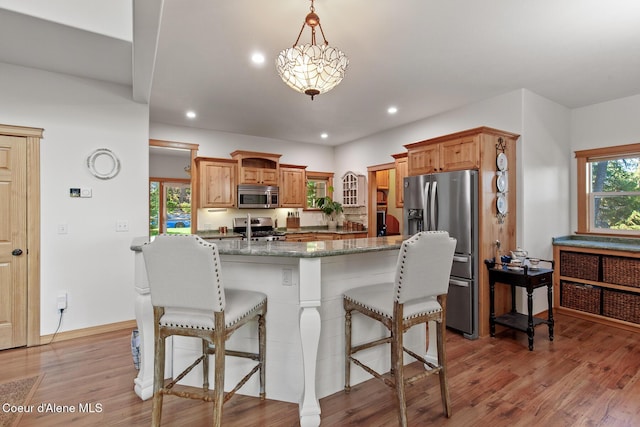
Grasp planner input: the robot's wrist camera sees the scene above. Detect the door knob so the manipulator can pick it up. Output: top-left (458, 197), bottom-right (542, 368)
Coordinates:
top-left (12, 249), bottom-right (23, 256)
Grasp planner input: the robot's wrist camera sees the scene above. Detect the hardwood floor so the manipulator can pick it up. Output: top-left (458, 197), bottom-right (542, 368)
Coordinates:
top-left (1, 313), bottom-right (639, 426)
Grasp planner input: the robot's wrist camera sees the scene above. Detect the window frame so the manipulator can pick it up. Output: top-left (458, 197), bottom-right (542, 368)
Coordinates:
top-left (575, 143), bottom-right (640, 236)
top-left (304, 171), bottom-right (334, 210)
top-left (149, 177), bottom-right (191, 236)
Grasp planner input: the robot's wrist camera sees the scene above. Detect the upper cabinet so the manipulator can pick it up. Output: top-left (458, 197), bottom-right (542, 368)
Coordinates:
top-left (407, 143), bottom-right (440, 175)
top-left (280, 164), bottom-right (307, 208)
top-left (405, 134), bottom-right (479, 175)
top-left (196, 157), bottom-right (237, 208)
top-left (441, 136), bottom-right (479, 171)
top-left (376, 169), bottom-right (389, 189)
top-left (231, 150), bottom-right (281, 185)
top-left (392, 152), bottom-right (408, 208)
top-left (343, 171), bottom-right (366, 207)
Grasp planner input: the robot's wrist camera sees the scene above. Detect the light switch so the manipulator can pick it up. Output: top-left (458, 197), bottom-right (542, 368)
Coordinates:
top-left (80, 188), bottom-right (92, 198)
top-left (58, 224), bottom-right (68, 234)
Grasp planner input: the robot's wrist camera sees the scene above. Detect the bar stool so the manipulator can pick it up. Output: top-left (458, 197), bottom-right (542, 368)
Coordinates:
top-left (142, 234), bottom-right (267, 427)
top-left (343, 231), bottom-right (456, 426)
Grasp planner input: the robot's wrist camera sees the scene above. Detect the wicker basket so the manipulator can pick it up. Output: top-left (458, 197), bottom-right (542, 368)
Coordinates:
top-left (560, 251), bottom-right (600, 281)
top-left (603, 289), bottom-right (640, 324)
top-left (561, 281), bottom-right (601, 314)
top-left (602, 256), bottom-right (640, 288)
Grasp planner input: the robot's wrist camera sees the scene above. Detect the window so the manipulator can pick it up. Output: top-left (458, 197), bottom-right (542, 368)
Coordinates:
top-left (576, 143), bottom-right (640, 235)
top-left (149, 179), bottom-right (191, 236)
top-left (305, 171), bottom-right (333, 209)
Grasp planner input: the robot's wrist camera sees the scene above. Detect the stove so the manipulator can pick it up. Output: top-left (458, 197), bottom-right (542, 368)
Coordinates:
top-left (232, 217), bottom-right (286, 241)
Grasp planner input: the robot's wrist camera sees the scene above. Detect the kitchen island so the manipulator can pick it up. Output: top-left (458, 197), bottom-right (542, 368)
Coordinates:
top-left (131, 235), bottom-right (430, 427)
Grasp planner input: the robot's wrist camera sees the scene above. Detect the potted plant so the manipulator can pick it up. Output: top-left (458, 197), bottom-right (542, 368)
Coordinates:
top-left (316, 194), bottom-right (343, 230)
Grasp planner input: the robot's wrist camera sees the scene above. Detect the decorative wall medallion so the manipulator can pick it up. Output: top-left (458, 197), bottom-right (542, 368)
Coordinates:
top-left (87, 148), bottom-right (121, 180)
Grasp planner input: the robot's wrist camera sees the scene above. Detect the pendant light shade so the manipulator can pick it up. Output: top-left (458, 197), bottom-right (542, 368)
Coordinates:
top-left (276, 0), bottom-right (348, 100)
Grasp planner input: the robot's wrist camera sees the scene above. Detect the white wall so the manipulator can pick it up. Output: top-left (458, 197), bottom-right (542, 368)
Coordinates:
top-left (149, 150), bottom-right (191, 179)
top-left (150, 123), bottom-right (335, 171)
top-left (0, 62), bottom-right (149, 335)
top-left (518, 90), bottom-right (572, 313)
top-left (520, 90), bottom-right (571, 259)
top-left (569, 93), bottom-right (640, 232)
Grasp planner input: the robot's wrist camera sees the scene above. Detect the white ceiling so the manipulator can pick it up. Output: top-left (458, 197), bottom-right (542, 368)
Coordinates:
top-left (2, 0), bottom-right (640, 146)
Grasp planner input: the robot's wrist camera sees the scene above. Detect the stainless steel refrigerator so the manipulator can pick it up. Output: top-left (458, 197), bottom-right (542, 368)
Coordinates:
top-left (403, 170), bottom-right (478, 339)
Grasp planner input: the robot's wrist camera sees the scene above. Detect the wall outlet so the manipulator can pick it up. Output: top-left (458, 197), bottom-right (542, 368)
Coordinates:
top-left (57, 224), bottom-right (68, 234)
top-left (57, 292), bottom-right (67, 310)
top-left (116, 220), bottom-right (129, 232)
top-left (282, 268), bottom-right (293, 286)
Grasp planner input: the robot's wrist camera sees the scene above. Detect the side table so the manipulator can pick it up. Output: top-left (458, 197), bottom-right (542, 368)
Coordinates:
top-left (485, 259), bottom-right (554, 350)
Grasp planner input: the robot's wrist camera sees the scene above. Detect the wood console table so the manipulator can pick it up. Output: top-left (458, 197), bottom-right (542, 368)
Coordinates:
top-left (485, 260), bottom-right (554, 350)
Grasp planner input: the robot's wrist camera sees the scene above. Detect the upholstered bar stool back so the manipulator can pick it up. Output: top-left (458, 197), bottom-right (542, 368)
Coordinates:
top-left (142, 234), bottom-right (267, 427)
top-left (343, 231), bottom-right (456, 427)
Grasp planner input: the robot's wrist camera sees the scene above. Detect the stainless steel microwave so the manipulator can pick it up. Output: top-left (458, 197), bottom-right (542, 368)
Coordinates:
top-left (237, 185), bottom-right (279, 209)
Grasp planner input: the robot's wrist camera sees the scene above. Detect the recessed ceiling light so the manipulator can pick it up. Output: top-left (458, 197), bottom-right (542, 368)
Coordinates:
top-left (251, 52), bottom-right (265, 65)
top-left (321, 133), bottom-right (329, 139)
top-left (387, 106), bottom-right (398, 114)
top-left (186, 111), bottom-right (196, 119)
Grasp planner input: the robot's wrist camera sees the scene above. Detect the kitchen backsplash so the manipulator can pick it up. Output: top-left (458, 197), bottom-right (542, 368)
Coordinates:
top-left (197, 207), bottom-right (367, 231)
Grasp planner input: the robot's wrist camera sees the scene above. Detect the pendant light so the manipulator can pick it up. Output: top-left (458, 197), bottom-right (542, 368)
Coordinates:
top-left (275, 0), bottom-right (349, 100)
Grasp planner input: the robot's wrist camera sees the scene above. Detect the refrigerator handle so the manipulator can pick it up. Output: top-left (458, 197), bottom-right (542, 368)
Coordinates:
top-left (423, 181), bottom-right (430, 231)
top-left (431, 180), bottom-right (438, 230)
top-left (449, 278), bottom-right (469, 287)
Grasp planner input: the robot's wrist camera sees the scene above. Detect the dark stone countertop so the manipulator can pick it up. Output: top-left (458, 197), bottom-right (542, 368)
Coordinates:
top-left (131, 235), bottom-right (404, 258)
top-left (552, 235), bottom-right (640, 252)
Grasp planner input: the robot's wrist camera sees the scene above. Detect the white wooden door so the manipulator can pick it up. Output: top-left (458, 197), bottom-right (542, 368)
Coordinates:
top-left (0, 135), bottom-right (28, 349)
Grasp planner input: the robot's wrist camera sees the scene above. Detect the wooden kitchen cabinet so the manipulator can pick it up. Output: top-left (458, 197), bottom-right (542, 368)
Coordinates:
top-left (376, 169), bottom-right (389, 189)
top-left (284, 232), bottom-right (368, 242)
top-left (314, 233), bottom-right (337, 241)
top-left (441, 136), bottom-right (479, 170)
top-left (242, 167), bottom-right (278, 185)
top-left (334, 232), bottom-right (368, 240)
top-left (406, 134), bottom-right (479, 175)
top-left (392, 152), bottom-right (408, 207)
top-left (407, 143), bottom-right (440, 175)
top-left (231, 150), bottom-right (281, 185)
top-left (280, 164), bottom-right (306, 208)
top-left (342, 171), bottom-right (366, 207)
top-left (285, 233), bottom-right (315, 242)
top-left (196, 157), bottom-right (237, 208)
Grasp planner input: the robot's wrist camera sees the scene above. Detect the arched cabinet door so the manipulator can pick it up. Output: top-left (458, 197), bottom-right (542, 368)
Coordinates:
top-left (342, 171), bottom-right (366, 207)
